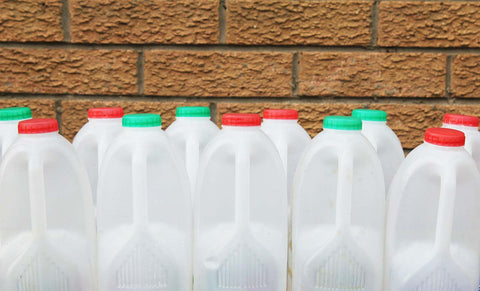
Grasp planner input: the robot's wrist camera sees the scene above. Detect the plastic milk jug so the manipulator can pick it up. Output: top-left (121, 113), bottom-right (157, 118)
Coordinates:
top-left (0, 107), bottom-right (32, 163)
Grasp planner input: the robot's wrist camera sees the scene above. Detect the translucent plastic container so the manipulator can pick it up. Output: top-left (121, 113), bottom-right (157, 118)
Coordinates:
top-left (97, 114), bottom-right (192, 291)
top-left (73, 107), bottom-right (124, 205)
top-left (292, 116), bottom-right (385, 291)
top-left (0, 107), bottom-right (32, 163)
top-left (384, 128), bottom-right (480, 291)
top-left (261, 109), bottom-right (310, 208)
top-left (194, 113), bottom-right (288, 291)
top-left (0, 118), bottom-right (96, 290)
top-left (352, 109), bottom-right (404, 193)
top-left (442, 113), bottom-right (480, 170)
top-left (166, 106), bottom-right (219, 195)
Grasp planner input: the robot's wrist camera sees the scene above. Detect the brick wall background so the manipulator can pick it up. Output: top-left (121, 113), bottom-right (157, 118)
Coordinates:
top-left (1, 0), bottom-right (480, 149)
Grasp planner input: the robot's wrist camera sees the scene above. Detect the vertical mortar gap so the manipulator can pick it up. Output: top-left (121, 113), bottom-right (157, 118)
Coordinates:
top-left (446, 55), bottom-right (453, 101)
top-left (55, 99), bottom-right (63, 134)
top-left (370, 0), bottom-right (380, 47)
top-left (292, 52), bottom-right (300, 97)
top-left (209, 103), bottom-right (218, 125)
top-left (61, 0), bottom-right (71, 42)
top-left (219, 0), bottom-right (227, 44)
top-left (137, 50), bottom-right (145, 96)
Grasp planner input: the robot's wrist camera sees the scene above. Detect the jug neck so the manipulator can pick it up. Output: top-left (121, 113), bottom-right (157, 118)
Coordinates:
top-left (175, 117), bottom-right (212, 122)
top-left (443, 123), bottom-right (479, 132)
top-left (423, 141), bottom-right (465, 152)
top-left (362, 120), bottom-right (387, 126)
top-left (222, 125), bottom-right (261, 132)
top-left (262, 119), bottom-right (298, 126)
top-left (322, 128), bottom-right (362, 135)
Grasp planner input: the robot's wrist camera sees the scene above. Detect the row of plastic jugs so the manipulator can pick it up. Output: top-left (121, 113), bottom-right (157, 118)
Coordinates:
top-left (0, 106), bottom-right (478, 291)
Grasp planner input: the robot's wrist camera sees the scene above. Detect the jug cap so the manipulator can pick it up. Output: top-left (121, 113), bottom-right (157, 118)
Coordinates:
top-left (424, 128), bottom-right (465, 147)
top-left (123, 114), bottom-right (162, 127)
top-left (88, 107), bottom-right (124, 119)
top-left (263, 109), bottom-right (298, 120)
top-left (323, 116), bottom-right (362, 131)
top-left (0, 107), bottom-right (32, 121)
top-left (18, 118), bottom-right (58, 134)
top-left (222, 113), bottom-right (261, 126)
top-left (176, 106), bottom-right (210, 118)
top-left (443, 113), bottom-right (479, 127)
top-left (352, 109), bottom-right (387, 122)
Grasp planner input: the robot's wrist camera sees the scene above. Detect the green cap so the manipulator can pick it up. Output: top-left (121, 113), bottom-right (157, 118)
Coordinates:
top-left (352, 109), bottom-right (387, 122)
top-left (122, 114), bottom-right (161, 127)
top-left (323, 116), bottom-right (362, 131)
top-left (176, 106), bottom-right (210, 118)
top-left (0, 107), bottom-right (32, 121)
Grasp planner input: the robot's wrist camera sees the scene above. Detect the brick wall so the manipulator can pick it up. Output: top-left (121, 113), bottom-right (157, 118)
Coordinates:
top-left (1, 0), bottom-right (480, 149)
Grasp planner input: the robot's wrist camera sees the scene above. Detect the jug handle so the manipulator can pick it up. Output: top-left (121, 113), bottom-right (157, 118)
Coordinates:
top-left (235, 142), bottom-right (251, 232)
top-left (132, 147), bottom-right (149, 229)
top-left (433, 167), bottom-right (456, 255)
top-left (185, 136), bottom-right (200, 195)
top-left (28, 157), bottom-right (48, 240)
top-left (335, 146), bottom-right (354, 232)
top-left (96, 138), bottom-right (108, 178)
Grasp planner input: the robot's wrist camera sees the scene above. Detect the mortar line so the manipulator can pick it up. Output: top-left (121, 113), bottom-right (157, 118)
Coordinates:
top-left (3, 42), bottom-right (480, 54)
top-left (370, 0), bottom-right (380, 47)
top-left (218, 0), bottom-right (227, 44)
top-left (292, 52), bottom-right (300, 97)
top-left (0, 93), bottom-right (466, 104)
top-left (54, 98), bottom-right (63, 132)
top-left (61, 0), bottom-right (71, 42)
top-left (137, 50), bottom-right (145, 96)
top-left (445, 55), bottom-right (453, 102)
top-left (209, 102), bottom-right (218, 124)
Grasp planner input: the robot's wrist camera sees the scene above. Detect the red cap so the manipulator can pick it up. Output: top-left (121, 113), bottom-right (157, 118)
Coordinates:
top-left (443, 113), bottom-right (479, 127)
top-left (88, 107), bottom-right (124, 119)
top-left (263, 109), bottom-right (298, 120)
top-left (222, 113), bottom-right (261, 126)
top-left (424, 128), bottom-right (465, 147)
top-left (19, 118), bottom-right (59, 134)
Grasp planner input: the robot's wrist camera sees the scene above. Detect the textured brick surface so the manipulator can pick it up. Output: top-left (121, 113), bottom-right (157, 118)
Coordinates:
top-left (227, 0), bottom-right (371, 46)
top-left (298, 53), bottom-right (446, 97)
top-left (379, 2), bottom-right (480, 48)
top-left (60, 99), bottom-right (211, 141)
top-left (0, 98), bottom-right (56, 119)
top-left (145, 51), bottom-right (292, 97)
top-left (452, 55), bottom-right (480, 98)
top-left (0, 49), bottom-right (138, 95)
top-left (0, 0), bottom-right (63, 42)
top-left (217, 102), bottom-right (480, 149)
top-left (70, 0), bottom-right (218, 44)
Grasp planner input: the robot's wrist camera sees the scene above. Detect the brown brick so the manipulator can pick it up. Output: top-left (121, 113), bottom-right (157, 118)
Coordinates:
top-left (60, 100), bottom-right (211, 141)
top-left (0, 49), bottom-right (137, 95)
top-left (217, 102), bottom-right (480, 149)
top-left (0, 0), bottom-right (63, 42)
top-left (227, 0), bottom-right (372, 46)
top-left (145, 51), bottom-right (293, 97)
top-left (379, 2), bottom-right (480, 48)
top-left (452, 55), bottom-right (480, 98)
top-left (298, 53), bottom-right (446, 98)
top-left (70, 0), bottom-right (218, 44)
top-left (0, 98), bottom-right (56, 119)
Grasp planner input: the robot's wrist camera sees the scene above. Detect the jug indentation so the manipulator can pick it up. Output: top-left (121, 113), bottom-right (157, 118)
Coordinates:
top-left (115, 241), bottom-right (168, 289)
top-left (313, 245), bottom-right (366, 290)
top-left (216, 243), bottom-right (268, 289)
top-left (16, 252), bottom-right (70, 291)
top-left (413, 267), bottom-right (460, 291)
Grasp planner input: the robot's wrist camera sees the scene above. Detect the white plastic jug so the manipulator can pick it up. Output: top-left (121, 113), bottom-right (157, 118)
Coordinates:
top-left (442, 113), bottom-right (480, 170)
top-left (352, 109), bottom-right (404, 194)
top-left (0, 107), bottom-right (32, 163)
top-left (194, 113), bottom-right (288, 291)
top-left (384, 128), bottom-right (480, 291)
top-left (166, 106), bottom-right (219, 196)
top-left (97, 114), bottom-right (192, 291)
top-left (261, 109), bottom-right (310, 208)
top-left (292, 116), bottom-right (385, 291)
top-left (73, 107), bottom-right (124, 206)
top-left (0, 118), bottom-right (96, 290)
